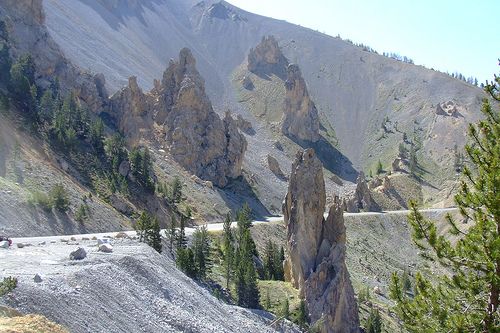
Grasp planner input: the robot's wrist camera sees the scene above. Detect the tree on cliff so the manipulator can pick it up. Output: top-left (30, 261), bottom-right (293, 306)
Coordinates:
top-left (390, 69), bottom-right (500, 332)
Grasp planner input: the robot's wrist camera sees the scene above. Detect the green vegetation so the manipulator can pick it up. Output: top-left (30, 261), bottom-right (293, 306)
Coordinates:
top-left (376, 160), bottom-right (384, 175)
top-left (365, 308), bottom-right (383, 333)
top-left (29, 184), bottom-right (70, 213)
top-left (390, 77), bottom-right (500, 332)
top-left (0, 277), bottom-right (17, 297)
top-left (75, 203), bottom-right (90, 223)
top-left (135, 211), bottom-right (162, 253)
top-left (129, 146), bottom-right (154, 192)
top-left (262, 239), bottom-right (285, 281)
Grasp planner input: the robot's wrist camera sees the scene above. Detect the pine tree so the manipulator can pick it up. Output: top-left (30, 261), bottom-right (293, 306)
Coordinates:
top-left (170, 176), bottom-right (183, 204)
top-left (49, 184), bottom-right (70, 212)
top-left (147, 217), bottom-right (162, 253)
top-left (389, 75), bottom-right (500, 332)
top-left (192, 225), bottom-right (211, 279)
top-left (281, 297), bottom-right (290, 319)
top-left (365, 307), bottom-right (382, 333)
top-left (297, 299), bottom-right (309, 327)
top-left (222, 213), bottom-right (234, 289)
top-left (135, 211), bottom-right (152, 243)
top-left (177, 215), bottom-right (187, 250)
top-left (409, 142), bottom-right (417, 177)
top-left (167, 215), bottom-right (177, 254)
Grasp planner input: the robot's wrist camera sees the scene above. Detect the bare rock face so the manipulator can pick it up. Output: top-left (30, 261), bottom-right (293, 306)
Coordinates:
top-left (283, 149), bottom-right (359, 332)
top-left (436, 100), bottom-right (463, 117)
top-left (109, 76), bottom-right (152, 142)
top-left (236, 114), bottom-right (254, 135)
top-left (247, 35), bottom-right (288, 76)
top-left (283, 149), bottom-right (326, 292)
top-left (345, 172), bottom-right (379, 212)
top-left (281, 64), bottom-right (320, 142)
top-left (267, 154), bottom-right (287, 180)
top-left (155, 48), bottom-right (247, 187)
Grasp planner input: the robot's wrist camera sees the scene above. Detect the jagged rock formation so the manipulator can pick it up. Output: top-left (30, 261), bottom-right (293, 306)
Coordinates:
top-left (345, 172), bottom-right (379, 212)
top-left (281, 64), bottom-right (320, 142)
top-left (109, 76), bottom-right (152, 142)
top-left (247, 35), bottom-right (288, 77)
top-left (283, 149), bottom-right (326, 292)
top-left (283, 149), bottom-right (359, 332)
top-left (267, 154), bottom-right (286, 180)
top-left (109, 48), bottom-right (247, 187)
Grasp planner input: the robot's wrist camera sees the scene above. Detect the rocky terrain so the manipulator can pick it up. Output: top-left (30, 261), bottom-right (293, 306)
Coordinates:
top-left (0, 237), bottom-right (299, 333)
top-left (283, 149), bottom-right (359, 332)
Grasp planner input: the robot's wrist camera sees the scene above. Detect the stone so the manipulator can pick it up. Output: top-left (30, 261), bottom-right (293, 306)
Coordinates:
top-left (392, 157), bottom-right (409, 173)
top-left (69, 247), bottom-right (87, 260)
top-left (436, 100), bottom-right (462, 117)
top-left (267, 154), bottom-right (287, 180)
top-left (16, 243), bottom-right (25, 248)
top-left (247, 36), bottom-right (288, 77)
top-left (34, 274), bottom-right (42, 283)
top-left (236, 114), bottom-right (254, 135)
top-left (118, 160), bottom-right (130, 177)
top-left (115, 232), bottom-right (129, 239)
top-left (242, 76), bottom-right (254, 90)
top-left (345, 172), bottom-right (379, 213)
top-left (283, 149), bottom-right (359, 332)
top-left (97, 238), bottom-right (110, 245)
top-left (98, 243), bottom-right (113, 253)
top-left (0, 241), bottom-right (9, 249)
top-left (281, 64), bottom-right (320, 142)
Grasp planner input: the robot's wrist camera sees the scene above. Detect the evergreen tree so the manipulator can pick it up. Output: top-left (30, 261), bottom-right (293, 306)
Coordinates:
top-left (135, 211), bottom-right (152, 243)
top-left (147, 217), bottom-right (162, 253)
top-left (104, 133), bottom-right (127, 172)
top-left (170, 176), bottom-right (183, 204)
top-left (389, 77), bottom-right (500, 332)
top-left (297, 299), bottom-right (309, 327)
top-left (89, 118), bottom-right (104, 151)
top-left (39, 90), bottom-right (55, 124)
top-left (398, 142), bottom-right (408, 159)
top-left (176, 247), bottom-right (196, 278)
top-left (167, 215), bottom-right (177, 253)
top-left (235, 227), bottom-right (260, 308)
top-left (192, 225), bottom-right (211, 279)
top-left (177, 215), bottom-right (187, 250)
top-left (365, 308), bottom-right (382, 333)
top-left (281, 297), bottom-right (290, 319)
top-left (49, 184), bottom-right (70, 212)
top-left (222, 213), bottom-right (234, 289)
top-left (409, 142), bottom-right (418, 177)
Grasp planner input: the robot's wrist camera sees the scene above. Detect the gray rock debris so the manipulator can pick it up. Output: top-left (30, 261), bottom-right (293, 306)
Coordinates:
top-left (69, 247), bottom-right (87, 260)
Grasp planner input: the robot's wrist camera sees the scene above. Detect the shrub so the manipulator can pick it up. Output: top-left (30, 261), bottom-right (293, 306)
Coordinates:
top-left (30, 190), bottom-right (53, 211)
top-left (49, 184), bottom-right (70, 212)
top-left (0, 276), bottom-right (17, 296)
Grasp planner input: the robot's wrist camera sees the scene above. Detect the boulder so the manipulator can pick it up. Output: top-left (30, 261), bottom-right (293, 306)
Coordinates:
top-left (392, 157), bottom-right (409, 173)
top-left (69, 247), bottom-right (87, 260)
top-left (98, 243), bottom-right (113, 253)
top-left (97, 238), bottom-right (110, 245)
top-left (16, 243), bottom-right (25, 249)
top-left (0, 241), bottom-right (9, 249)
top-left (267, 154), bottom-right (287, 180)
top-left (281, 64), bottom-right (320, 142)
top-left (242, 76), bottom-right (254, 90)
top-left (283, 149), bottom-right (360, 332)
top-left (115, 232), bottom-right (129, 239)
top-left (33, 274), bottom-right (42, 283)
top-left (118, 160), bottom-right (130, 177)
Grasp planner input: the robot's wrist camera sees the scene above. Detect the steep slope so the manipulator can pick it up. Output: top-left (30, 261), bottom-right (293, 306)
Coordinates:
top-left (43, 0), bottom-right (485, 209)
top-left (1, 239), bottom-right (299, 333)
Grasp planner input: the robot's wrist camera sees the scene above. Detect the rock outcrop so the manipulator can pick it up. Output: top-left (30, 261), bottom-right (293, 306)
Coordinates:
top-left (247, 35), bottom-right (288, 77)
top-left (283, 149), bottom-right (359, 333)
top-left (436, 100), bottom-right (463, 117)
top-left (281, 64), bottom-right (320, 142)
top-left (345, 172), bottom-right (379, 213)
top-left (110, 48), bottom-right (247, 188)
top-left (267, 154), bottom-right (287, 180)
top-left (158, 49), bottom-right (247, 187)
top-left (109, 76), bottom-right (152, 142)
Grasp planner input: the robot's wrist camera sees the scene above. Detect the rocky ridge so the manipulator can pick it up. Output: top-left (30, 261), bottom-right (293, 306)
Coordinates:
top-left (283, 149), bottom-right (359, 332)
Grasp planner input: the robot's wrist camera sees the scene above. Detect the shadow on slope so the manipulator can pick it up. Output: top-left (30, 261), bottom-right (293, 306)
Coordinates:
top-left (290, 135), bottom-right (358, 183)
top-left (216, 175), bottom-right (270, 220)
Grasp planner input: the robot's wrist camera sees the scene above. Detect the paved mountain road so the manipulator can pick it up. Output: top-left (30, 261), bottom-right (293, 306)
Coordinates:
top-left (8, 208), bottom-right (458, 245)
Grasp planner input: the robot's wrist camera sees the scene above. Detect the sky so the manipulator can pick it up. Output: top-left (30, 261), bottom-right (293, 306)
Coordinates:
top-left (228, 0), bottom-right (499, 83)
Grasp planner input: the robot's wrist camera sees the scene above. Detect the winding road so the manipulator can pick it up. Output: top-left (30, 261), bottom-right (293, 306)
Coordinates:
top-left (8, 207), bottom-right (458, 245)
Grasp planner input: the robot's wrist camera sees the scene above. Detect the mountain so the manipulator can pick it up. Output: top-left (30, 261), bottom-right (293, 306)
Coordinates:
top-left (42, 0), bottom-right (485, 211)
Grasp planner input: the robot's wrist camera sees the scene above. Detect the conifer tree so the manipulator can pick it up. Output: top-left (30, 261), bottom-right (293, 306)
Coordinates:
top-left (147, 217), bottom-right (162, 253)
top-left (167, 215), bottom-right (177, 253)
top-left (222, 213), bottom-right (234, 289)
top-left (297, 299), bottom-right (309, 328)
top-left (281, 297), bottom-right (290, 319)
top-left (365, 308), bottom-right (382, 333)
top-left (389, 71), bottom-right (500, 332)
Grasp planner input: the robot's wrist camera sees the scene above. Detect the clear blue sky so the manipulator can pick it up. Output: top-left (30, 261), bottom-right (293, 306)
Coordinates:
top-left (228, 0), bottom-right (499, 83)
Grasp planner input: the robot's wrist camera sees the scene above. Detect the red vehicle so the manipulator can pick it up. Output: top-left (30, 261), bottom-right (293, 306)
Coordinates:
top-left (0, 235), bottom-right (12, 246)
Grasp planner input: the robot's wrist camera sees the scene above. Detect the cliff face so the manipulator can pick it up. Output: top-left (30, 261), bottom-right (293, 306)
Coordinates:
top-left (283, 149), bottom-right (359, 333)
top-left (281, 64), bottom-right (320, 143)
top-left (110, 48), bottom-right (247, 188)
